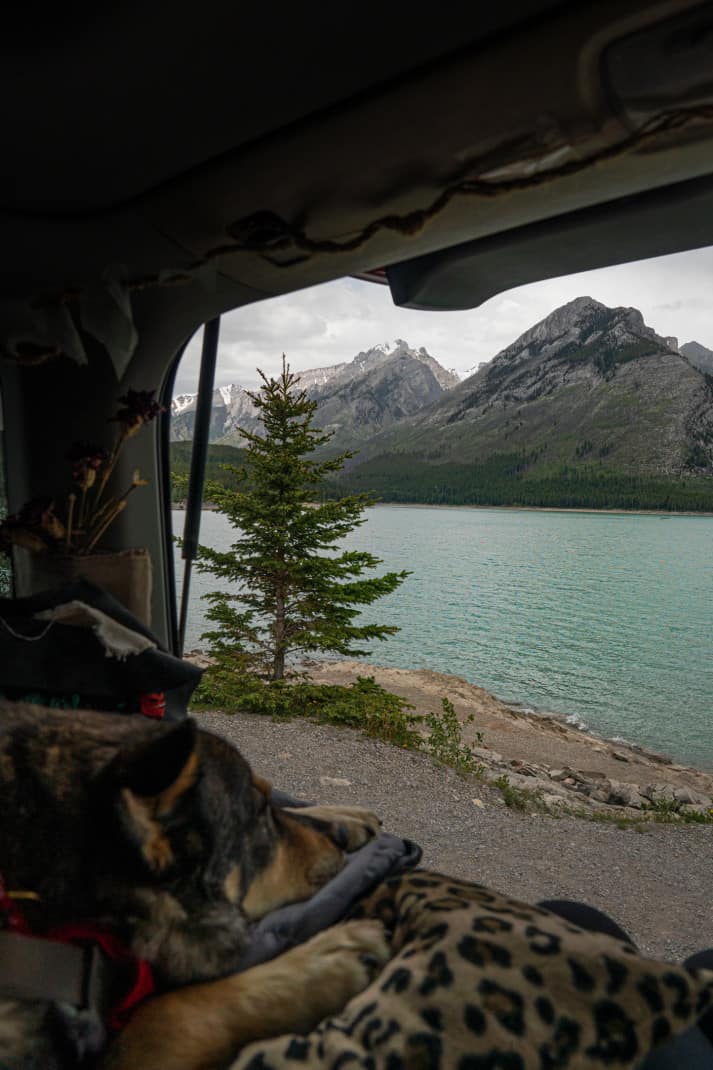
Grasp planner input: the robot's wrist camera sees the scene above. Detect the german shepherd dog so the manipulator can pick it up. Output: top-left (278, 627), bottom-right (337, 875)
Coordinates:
top-left (0, 703), bottom-right (390, 1070)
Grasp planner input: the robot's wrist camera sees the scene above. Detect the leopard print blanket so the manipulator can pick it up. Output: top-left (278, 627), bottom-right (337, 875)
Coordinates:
top-left (229, 870), bottom-right (713, 1070)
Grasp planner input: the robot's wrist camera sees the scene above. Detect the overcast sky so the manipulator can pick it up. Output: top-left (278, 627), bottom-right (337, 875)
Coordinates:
top-left (174, 245), bottom-right (713, 396)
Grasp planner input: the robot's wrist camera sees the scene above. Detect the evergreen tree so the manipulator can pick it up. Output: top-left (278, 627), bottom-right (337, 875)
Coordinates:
top-left (194, 358), bottom-right (409, 680)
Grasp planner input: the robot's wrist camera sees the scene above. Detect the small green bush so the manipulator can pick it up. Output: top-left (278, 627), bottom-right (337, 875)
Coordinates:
top-left (424, 697), bottom-right (482, 775)
top-left (641, 794), bottom-right (682, 822)
top-left (193, 658), bottom-right (422, 749)
top-left (493, 774), bottom-right (531, 811)
top-left (311, 676), bottom-right (423, 749)
top-left (641, 793), bottom-right (713, 825)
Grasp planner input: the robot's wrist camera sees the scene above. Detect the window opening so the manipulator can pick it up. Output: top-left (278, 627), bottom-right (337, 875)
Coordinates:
top-left (0, 392), bottom-right (10, 596)
top-left (176, 318), bottom-right (221, 656)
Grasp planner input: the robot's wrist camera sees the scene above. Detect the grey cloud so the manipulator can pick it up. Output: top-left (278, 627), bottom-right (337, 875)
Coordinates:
top-left (653, 297), bottom-right (711, 313)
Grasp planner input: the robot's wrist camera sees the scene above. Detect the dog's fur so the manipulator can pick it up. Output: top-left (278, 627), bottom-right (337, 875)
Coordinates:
top-left (0, 703), bottom-right (389, 1069)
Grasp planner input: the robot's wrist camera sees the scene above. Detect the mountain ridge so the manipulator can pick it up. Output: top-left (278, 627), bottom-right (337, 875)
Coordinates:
top-left (171, 340), bottom-right (459, 445)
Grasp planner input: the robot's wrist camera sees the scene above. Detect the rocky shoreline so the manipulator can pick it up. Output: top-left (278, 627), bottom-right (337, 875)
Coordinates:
top-left (303, 660), bottom-right (713, 818)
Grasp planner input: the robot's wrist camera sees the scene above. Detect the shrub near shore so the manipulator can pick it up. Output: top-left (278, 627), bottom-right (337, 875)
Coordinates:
top-left (193, 659), bottom-right (478, 769)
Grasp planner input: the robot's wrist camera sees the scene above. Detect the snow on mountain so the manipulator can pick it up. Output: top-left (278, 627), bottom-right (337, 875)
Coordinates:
top-left (172, 393), bottom-right (197, 415)
top-left (171, 340), bottom-right (459, 443)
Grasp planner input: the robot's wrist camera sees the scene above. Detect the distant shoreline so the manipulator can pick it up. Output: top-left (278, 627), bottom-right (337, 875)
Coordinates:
top-left (366, 502), bottom-right (713, 518)
top-left (172, 501), bottom-right (713, 518)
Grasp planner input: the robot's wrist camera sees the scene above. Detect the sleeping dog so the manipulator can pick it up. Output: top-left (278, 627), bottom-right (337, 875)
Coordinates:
top-left (0, 703), bottom-right (390, 1069)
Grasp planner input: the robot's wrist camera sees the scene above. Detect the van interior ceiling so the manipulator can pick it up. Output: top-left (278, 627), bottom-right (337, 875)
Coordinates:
top-left (1, 0), bottom-right (713, 647)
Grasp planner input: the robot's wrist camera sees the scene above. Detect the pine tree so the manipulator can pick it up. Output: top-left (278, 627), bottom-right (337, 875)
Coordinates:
top-left (194, 358), bottom-right (409, 680)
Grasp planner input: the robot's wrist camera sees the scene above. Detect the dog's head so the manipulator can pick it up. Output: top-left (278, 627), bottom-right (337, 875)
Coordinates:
top-left (0, 705), bottom-right (347, 987)
top-left (85, 717), bottom-right (346, 984)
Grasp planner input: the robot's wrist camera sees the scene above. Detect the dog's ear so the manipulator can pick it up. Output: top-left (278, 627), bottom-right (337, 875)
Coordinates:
top-left (119, 719), bottom-right (200, 806)
top-left (113, 720), bottom-right (201, 873)
top-left (252, 774), bottom-right (272, 799)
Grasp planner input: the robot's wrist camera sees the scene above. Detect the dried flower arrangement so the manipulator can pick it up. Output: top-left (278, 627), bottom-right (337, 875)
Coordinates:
top-left (0, 389), bottom-right (164, 557)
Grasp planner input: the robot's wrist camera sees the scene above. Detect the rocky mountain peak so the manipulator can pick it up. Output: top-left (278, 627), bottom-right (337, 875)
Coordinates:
top-left (544, 294), bottom-right (606, 324)
top-left (488, 296), bottom-right (673, 376)
top-left (302, 340), bottom-right (459, 394)
top-left (172, 392), bottom-right (197, 415)
top-left (411, 297), bottom-right (693, 440)
top-left (681, 340), bottom-right (713, 374)
top-left (171, 340), bottom-right (459, 444)
top-left (355, 338), bottom-right (416, 366)
top-left (511, 296), bottom-right (604, 349)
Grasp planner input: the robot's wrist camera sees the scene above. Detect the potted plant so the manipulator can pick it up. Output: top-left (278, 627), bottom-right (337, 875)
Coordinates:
top-left (0, 389), bottom-right (163, 624)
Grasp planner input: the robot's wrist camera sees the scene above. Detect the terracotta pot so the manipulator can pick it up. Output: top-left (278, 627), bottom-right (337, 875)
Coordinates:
top-left (12, 547), bottom-right (153, 626)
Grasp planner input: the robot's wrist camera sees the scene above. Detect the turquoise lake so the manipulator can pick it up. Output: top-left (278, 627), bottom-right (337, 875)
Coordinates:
top-left (174, 507), bottom-right (713, 769)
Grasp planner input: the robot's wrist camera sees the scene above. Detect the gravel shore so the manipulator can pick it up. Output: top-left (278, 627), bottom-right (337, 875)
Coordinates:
top-left (196, 706), bottom-right (713, 964)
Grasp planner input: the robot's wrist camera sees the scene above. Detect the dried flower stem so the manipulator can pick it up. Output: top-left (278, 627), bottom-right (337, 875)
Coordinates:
top-left (82, 499), bottom-right (116, 552)
top-left (65, 494), bottom-right (76, 551)
top-left (83, 498), bottom-right (127, 555)
top-left (78, 487), bottom-right (87, 532)
top-left (93, 428), bottom-right (127, 514)
top-left (83, 476), bottom-right (144, 554)
top-left (88, 495), bottom-right (117, 529)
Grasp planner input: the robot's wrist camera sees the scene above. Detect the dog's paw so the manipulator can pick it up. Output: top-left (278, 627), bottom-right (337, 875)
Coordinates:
top-left (294, 920), bottom-right (390, 1017)
top-left (330, 807), bottom-right (382, 851)
top-left (290, 804), bottom-right (382, 851)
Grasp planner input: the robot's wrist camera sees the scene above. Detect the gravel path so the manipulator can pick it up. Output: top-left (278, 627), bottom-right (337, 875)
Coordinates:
top-left (196, 709), bottom-right (713, 964)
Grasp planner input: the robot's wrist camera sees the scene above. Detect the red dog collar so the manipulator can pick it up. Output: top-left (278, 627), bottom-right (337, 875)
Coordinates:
top-left (0, 876), bottom-right (154, 1031)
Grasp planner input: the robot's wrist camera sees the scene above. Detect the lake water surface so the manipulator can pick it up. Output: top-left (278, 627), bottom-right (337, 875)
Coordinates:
top-left (174, 506), bottom-right (713, 769)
